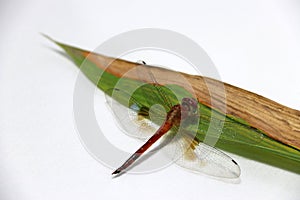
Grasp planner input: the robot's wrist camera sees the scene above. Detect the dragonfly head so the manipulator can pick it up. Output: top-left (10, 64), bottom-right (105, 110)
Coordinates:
top-left (181, 98), bottom-right (198, 114)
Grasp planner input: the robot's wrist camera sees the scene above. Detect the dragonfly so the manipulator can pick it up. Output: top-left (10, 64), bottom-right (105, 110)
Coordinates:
top-left (105, 61), bottom-right (241, 178)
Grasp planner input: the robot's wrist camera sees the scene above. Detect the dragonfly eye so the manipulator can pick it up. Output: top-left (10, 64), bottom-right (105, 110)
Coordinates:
top-left (182, 103), bottom-right (190, 111)
top-left (181, 98), bottom-right (198, 113)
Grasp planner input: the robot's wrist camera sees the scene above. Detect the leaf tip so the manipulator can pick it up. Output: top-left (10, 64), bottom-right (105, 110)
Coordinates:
top-left (40, 33), bottom-right (55, 42)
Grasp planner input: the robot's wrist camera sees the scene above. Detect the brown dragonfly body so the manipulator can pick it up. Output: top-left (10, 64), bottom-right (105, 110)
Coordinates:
top-left (112, 98), bottom-right (197, 175)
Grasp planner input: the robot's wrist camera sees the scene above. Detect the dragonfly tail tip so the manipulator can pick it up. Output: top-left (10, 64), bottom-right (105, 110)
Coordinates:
top-left (112, 169), bottom-right (121, 175)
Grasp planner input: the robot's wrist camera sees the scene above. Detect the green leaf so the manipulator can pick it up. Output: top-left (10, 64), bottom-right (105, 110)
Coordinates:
top-left (46, 36), bottom-right (300, 174)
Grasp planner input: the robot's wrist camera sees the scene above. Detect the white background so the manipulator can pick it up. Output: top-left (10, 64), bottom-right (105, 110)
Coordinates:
top-left (1, 0), bottom-right (300, 199)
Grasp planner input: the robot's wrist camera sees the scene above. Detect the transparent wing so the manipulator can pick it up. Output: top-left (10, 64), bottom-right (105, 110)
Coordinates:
top-left (135, 60), bottom-right (174, 109)
top-left (163, 134), bottom-right (241, 178)
top-left (105, 88), bottom-right (166, 140)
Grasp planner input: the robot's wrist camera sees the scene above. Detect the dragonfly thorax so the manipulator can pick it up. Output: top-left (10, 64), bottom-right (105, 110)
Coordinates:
top-left (166, 104), bottom-right (182, 126)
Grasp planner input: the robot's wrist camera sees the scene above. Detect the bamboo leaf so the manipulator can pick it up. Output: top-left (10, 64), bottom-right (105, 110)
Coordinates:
top-left (46, 36), bottom-right (300, 174)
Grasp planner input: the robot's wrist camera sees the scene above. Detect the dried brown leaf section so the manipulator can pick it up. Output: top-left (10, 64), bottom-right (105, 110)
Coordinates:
top-left (83, 51), bottom-right (300, 150)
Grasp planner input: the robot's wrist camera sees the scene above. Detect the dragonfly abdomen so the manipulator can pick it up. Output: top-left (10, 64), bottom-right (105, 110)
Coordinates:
top-left (112, 104), bottom-right (182, 175)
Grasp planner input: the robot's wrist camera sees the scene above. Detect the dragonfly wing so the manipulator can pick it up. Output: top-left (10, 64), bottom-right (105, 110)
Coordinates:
top-left (163, 135), bottom-right (241, 178)
top-left (135, 64), bottom-right (174, 109)
top-left (105, 88), bottom-right (162, 141)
